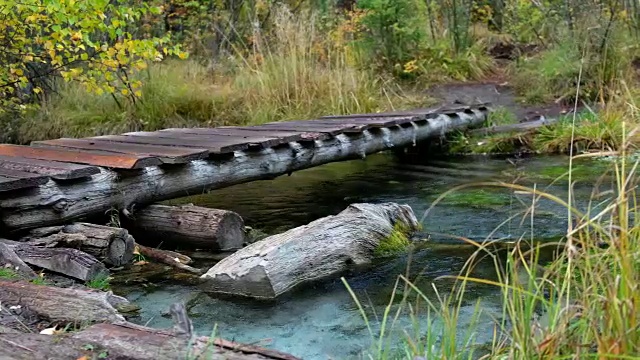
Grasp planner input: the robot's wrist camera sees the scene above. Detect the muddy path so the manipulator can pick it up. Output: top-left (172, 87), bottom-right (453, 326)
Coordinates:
top-left (428, 82), bottom-right (577, 122)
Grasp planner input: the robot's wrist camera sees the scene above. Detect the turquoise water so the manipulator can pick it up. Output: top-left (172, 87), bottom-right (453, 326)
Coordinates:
top-left (116, 153), bottom-right (610, 359)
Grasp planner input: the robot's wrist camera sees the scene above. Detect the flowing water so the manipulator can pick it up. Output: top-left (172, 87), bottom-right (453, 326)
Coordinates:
top-left (115, 153), bottom-right (612, 359)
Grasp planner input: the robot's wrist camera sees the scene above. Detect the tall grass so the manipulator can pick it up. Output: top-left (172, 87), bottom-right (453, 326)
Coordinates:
top-left (11, 7), bottom-right (420, 144)
top-left (345, 104), bottom-right (640, 358)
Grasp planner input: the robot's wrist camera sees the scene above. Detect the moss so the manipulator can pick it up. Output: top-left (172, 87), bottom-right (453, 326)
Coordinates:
top-left (375, 223), bottom-right (413, 257)
top-left (437, 188), bottom-right (512, 208)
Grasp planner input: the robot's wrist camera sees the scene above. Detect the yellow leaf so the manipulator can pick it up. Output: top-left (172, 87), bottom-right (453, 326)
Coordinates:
top-left (14, 69), bottom-right (23, 76)
top-left (121, 88), bottom-right (129, 95)
top-left (177, 52), bottom-right (188, 60)
top-left (33, 87), bottom-right (42, 94)
top-left (134, 91), bottom-right (142, 97)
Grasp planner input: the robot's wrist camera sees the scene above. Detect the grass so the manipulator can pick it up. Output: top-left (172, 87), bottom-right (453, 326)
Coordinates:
top-left (0, 267), bottom-right (18, 279)
top-left (344, 103), bottom-right (640, 358)
top-left (10, 9), bottom-right (425, 144)
top-left (86, 274), bottom-right (112, 291)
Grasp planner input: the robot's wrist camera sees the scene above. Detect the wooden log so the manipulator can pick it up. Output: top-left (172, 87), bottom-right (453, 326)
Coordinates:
top-left (136, 244), bottom-right (203, 274)
top-left (21, 223), bottom-right (135, 266)
top-left (0, 243), bottom-right (37, 279)
top-left (125, 204), bottom-right (246, 250)
top-left (0, 303), bottom-right (300, 360)
top-left (200, 202), bottom-right (420, 299)
top-left (0, 280), bottom-right (128, 324)
top-left (0, 107), bottom-right (488, 231)
top-left (0, 240), bottom-right (108, 282)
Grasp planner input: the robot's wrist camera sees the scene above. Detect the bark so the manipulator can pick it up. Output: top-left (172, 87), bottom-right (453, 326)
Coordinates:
top-left (21, 222), bottom-right (135, 266)
top-left (1, 240), bottom-right (107, 281)
top-left (125, 204), bottom-right (246, 251)
top-left (200, 202), bottom-right (420, 299)
top-left (0, 108), bottom-right (487, 231)
top-left (0, 242), bottom-right (37, 279)
top-left (136, 244), bottom-right (203, 274)
top-left (0, 280), bottom-right (128, 324)
top-left (0, 302), bottom-right (301, 360)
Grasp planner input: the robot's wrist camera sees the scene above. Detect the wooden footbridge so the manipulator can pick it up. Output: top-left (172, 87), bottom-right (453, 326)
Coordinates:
top-left (0, 103), bottom-right (490, 231)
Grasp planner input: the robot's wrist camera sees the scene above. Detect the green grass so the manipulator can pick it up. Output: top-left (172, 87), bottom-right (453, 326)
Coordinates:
top-left (86, 274), bottom-right (112, 291)
top-left (346, 120), bottom-right (640, 358)
top-left (0, 267), bottom-right (18, 279)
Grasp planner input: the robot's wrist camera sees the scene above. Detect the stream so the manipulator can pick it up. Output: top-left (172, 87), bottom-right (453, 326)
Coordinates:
top-left (114, 153), bottom-right (613, 359)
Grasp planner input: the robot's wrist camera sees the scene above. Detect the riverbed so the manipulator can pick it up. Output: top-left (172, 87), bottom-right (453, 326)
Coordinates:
top-left (114, 153), bottom-right (611, 359)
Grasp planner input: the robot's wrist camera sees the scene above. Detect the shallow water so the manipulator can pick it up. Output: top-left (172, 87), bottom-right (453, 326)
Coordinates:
top-left (117, 153), bottom-right (612, 359)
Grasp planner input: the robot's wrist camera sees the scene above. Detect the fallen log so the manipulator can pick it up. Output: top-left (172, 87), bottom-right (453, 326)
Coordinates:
top-left (21, 222), bottom-right (135, 266)
top-left (0, 243), bottom-right (37, 279)
top-left (0, 280), bottom-right (128, 324)
top-left (0, 302), bottom-right (301, 360)
top-left (200, 202), bottom-right (420, 299)
top-left (0, 240), bottom-right (107, 282)
top-left (0, 106), bottom-right (488, 231)
top-left (136, 244), bottom-right (203, 274)
top-left (125, 204), bottom-right (246, 251)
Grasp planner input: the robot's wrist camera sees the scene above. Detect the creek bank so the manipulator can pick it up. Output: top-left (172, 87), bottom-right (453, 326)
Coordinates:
top-left (200, 202), bottom-right (420, 299)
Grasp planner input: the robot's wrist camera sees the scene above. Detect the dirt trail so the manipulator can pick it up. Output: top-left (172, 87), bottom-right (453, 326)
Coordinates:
top-left (428, 82), bottom-right (576, 122)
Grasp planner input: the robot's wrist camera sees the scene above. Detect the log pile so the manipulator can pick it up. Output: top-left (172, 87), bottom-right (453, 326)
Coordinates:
top-left (0, 284), bottom-right (300, 360)
top-left (200, 202), bottom-right (420, 299)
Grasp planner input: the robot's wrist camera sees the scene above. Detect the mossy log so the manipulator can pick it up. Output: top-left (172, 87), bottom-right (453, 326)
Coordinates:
top-left (21, 223), bottom-right (135, 266)
top-left (125, 204), bottom-right (246, 251)
top-left (200, 202), bottom-right (420, 299)
top-left (0, 280), bottom-right (128, 324)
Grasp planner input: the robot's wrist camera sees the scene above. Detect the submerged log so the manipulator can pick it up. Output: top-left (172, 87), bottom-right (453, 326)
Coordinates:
top-left (125, 204), bottom-right (246, 251)
top-left (0, 302), bottom-right (300, 360)
top-left (1, 240), bottom-right (107, 281)
top-left (0, 106), bottom-right (487, 231)
top-left (200, 202), bottom-right (420, 299)
top-left (0, 280), bottom-right (128, 324)
top-left (21, 223), bottom-right (135, 266)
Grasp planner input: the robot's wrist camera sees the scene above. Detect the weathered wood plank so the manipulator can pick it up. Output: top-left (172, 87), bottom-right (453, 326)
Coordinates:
top-left (0, 168), bottom-right (50, 192)
top-left (0, 144), bottom-right (160, 169)
top-left (250, 121), bottom-right (366, 135)
top-left (0, 155), bottom-right (99, 180)
top-left (216, 127), bottom-right (330, 141)
top-left (115, 131), bottom-right (282, 151)
top-left (314, 116), bottom-right (417, 127)
top-left (32, 139), bottom-right (209, 164)
top-left (161, 127), bottom-right (323, 143)
top-left (320, 103), bottom-right (490, 119)
top-left (0, 107), bottom-right (489, 231)
top-left (94, 134), bottom-right (251, 154)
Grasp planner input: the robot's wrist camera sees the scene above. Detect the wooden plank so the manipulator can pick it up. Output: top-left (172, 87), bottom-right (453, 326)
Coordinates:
top-left (310, 116), bottom-right (415, 128)
top-left (32, 139), bottom-right (208, 164)
top-left (160, 127), bottom-right (323, 142)
top-left (0, 144), bottom-right (160, 169)
top-left (215, 127), bottom-right (330, 141)
top-left (250, 121), bottom-right (367, 135)
top-left (0, 155), bottom-right (99, 180)
top-left (122, 130), bottom-right (286, 150)
top-left (0, 168), bottom-right (50, 192)
top-left (320, 102), bottom-right (491, 119)
top-left (99, 133), bottom-right (257, 153)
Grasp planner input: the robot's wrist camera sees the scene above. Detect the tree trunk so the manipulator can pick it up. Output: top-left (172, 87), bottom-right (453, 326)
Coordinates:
top-left (1, 240), bottom-right (107, 281)
top-left (125, 204), bottom-right (246, 251)
top-left (21, 222), bottom-right (135, 266)
top-left (200, 203), bottom-right (420, 299)
top-left (0, 280), bottom-right (128, 324)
